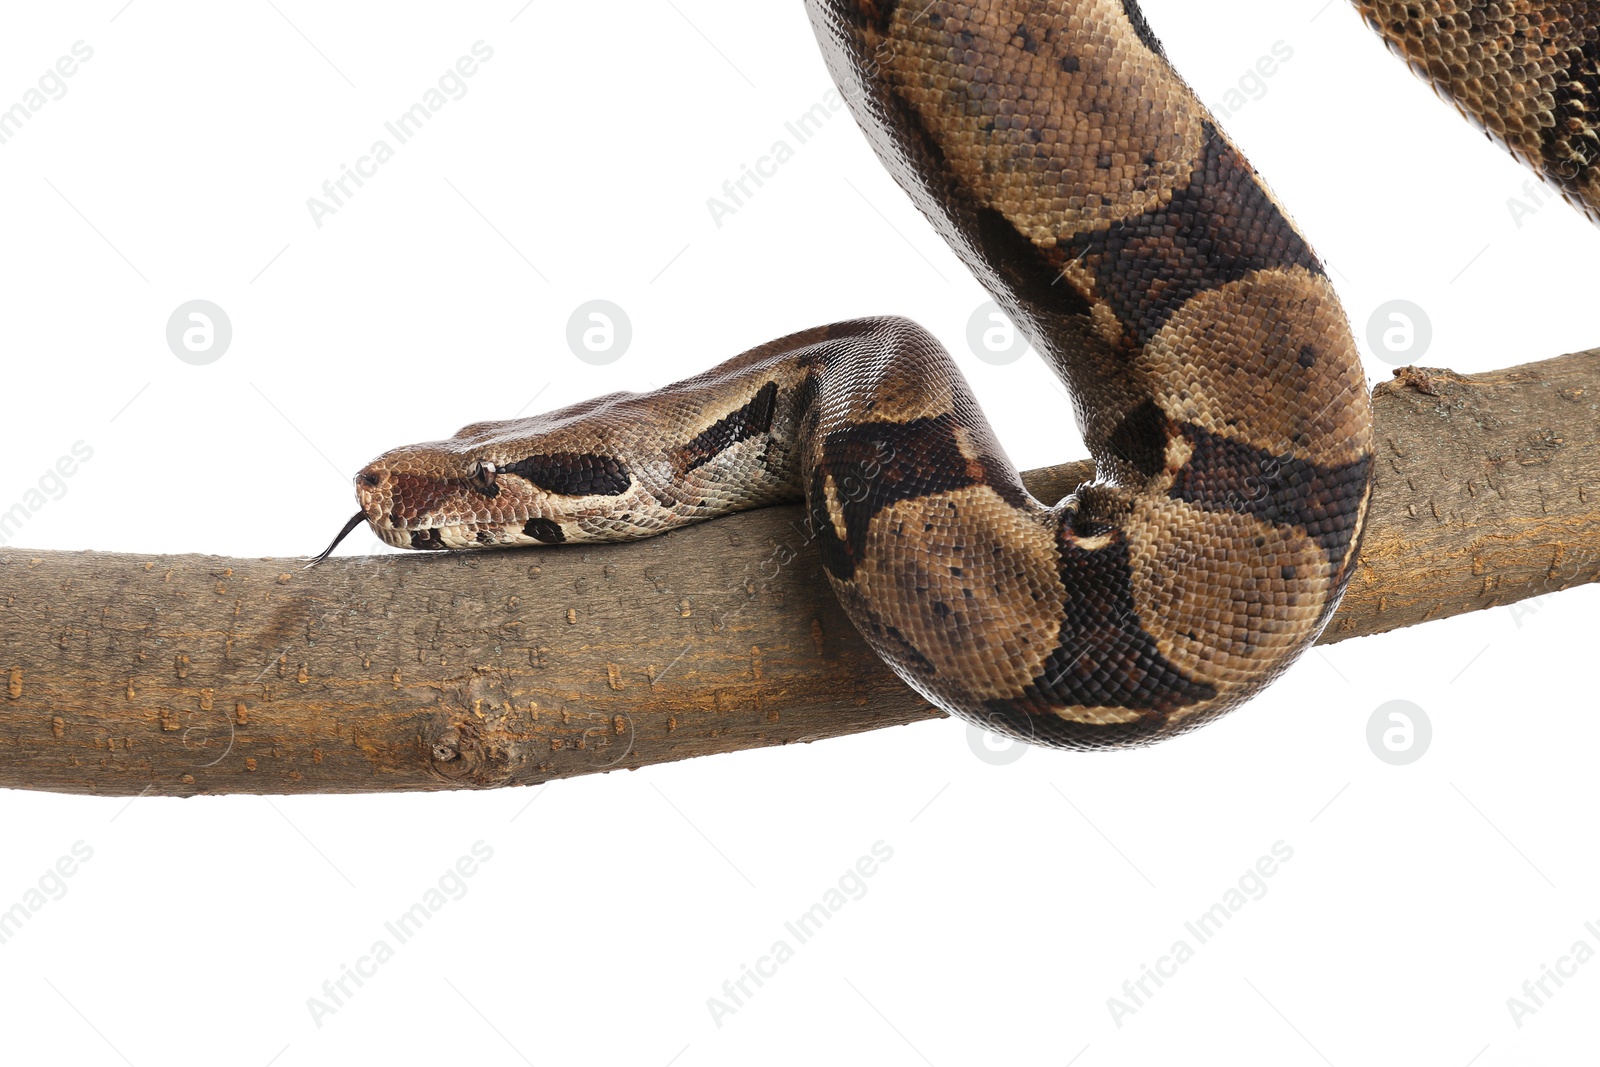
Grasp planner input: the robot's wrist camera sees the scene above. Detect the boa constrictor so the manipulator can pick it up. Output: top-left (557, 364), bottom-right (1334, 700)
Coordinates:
top-left (326, 1), bottom-right (1600, 749)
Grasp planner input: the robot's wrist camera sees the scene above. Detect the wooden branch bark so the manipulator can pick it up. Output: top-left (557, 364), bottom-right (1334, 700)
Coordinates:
top-left (3, 350), bottom-right (1598, 797)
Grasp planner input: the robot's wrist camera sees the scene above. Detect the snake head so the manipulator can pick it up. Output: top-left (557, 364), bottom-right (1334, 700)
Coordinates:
top-left (312, 377), bottom-right (791, 565)
top-left (338, 401), bottom-right (654, 559)
top-left (351, 440), bottom-right (639, 552)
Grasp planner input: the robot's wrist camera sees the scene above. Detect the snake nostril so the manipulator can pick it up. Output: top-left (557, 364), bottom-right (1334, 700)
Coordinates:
top-left (359, 472), bottom-right (381, 487)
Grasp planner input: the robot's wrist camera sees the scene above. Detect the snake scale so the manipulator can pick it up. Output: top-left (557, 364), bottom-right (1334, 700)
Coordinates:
top-left (326, 1), bottom-right (1600, 749)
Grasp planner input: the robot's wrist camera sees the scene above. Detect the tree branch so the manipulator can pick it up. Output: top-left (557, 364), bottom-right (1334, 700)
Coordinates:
top-left (3, 350), bottom-right (1598, 796)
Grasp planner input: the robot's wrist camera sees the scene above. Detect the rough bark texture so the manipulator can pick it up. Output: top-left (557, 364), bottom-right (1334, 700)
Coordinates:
top-left (2, 351), bottom-right (1597, 797)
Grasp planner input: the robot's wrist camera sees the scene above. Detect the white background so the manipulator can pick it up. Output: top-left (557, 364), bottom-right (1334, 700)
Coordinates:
top-left (2, 1), bottom-right (1598, 1063)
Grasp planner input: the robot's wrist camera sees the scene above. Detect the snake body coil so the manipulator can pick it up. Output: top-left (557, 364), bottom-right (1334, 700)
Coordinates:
top-left (346, 2), bottom-right (1599, 749)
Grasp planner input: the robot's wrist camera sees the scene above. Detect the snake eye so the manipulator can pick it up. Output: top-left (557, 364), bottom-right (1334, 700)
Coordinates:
top-left (467, 461), bottom-right (499, 497)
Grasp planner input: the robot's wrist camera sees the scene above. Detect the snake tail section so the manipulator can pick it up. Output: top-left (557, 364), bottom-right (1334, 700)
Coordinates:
top-left (1352, 0), bottom-right (1600, 226)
